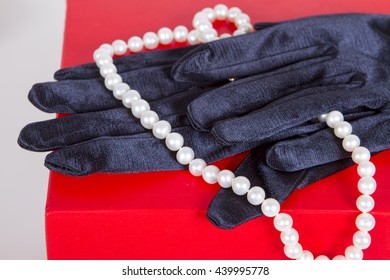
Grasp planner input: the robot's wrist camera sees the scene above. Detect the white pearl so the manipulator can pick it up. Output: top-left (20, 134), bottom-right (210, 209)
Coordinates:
top-left (202, 165), bottom-right (220, 184)
top-left (143, 32), bottom-right (159, 49)
top-left (173, 25), bottom-right (188, 43)
top-left (189, 158), bottom-right (207, 177)
top-left (227, 7), bottom-right (242, 22)
top-left (280, 228), bottom-right (299, 245)
top-left (196, 20), bottom-right (212, 32)
top-left (214, 4), bottom-right (228, 20)
top-left (202, 7), bottom-right (216, 22)
top-left (238, 22), bottom-right (253, 33)
top-left (334, 121), bottom-right (352, 139)
top-left (231, 176), bottom-right (250, 195)
top-left (273, 213), bottom-right (293, 231)
top-left (165, 132), bottom-right (184, 151)
top-left (219, 33), bottom-right (232, 39)
top-left (356, 195), bottom-right (375, 213)
top-left (317, 113), bottom-right (328, 122)
top-left (332, 255), bottom-right (347, 260)
top-left (261, 198), bottom-right (280, 217)
top-left (112, 83), bottom-right (130, 100)
top-left (131, 99), bottom-right (150, 118)
top-left (352, 147), bottom-right (371, 164)
top-left (98, 43), bottom-right (114, 56)
top-left (128, 36), bottom-right (144, 53)
top-left (233, 29), bottom-right (247, 36)
top-left (157, 27), bottom-right (174, 45)
top-left (192, 12), bottom-right (209, 29)
top-left (284, 243), bottom-right (303, 259)
top-left (152, 120), bottom-right (171, 139)
top-left (217, 170), bottom-right (235, 188)
top-left (345, 245), bottom-right (363, 260)
top-left (326, 110), bottom-right (344, 128)
top-left (140, 110), bottom-right (159, 129)
top-left (93, 49), bottom-right (111, 61)
top-left (342, 134), bottom-right (361, 152)
top-left (353, 231), bottom-right (371, 250)
top-left (357, 161), bottom-right (376, 177)
top-left (298, 250), bottom-right (314, 260)
top-left (356, 213), bottom-right (375, 231)
top-left (99, 63), bottom-right (117, 78)
top-left (358, 176), bottom-right (377, 195)
top-left (315, 255), bottom-right (330, 260)
top-left (247, 186), bottom-right (266, 205)
top-left (104, 73), bottom-right (122, 90)
top-left (176, 147), bottom-right (195, 165)
top-left (112, 39), bottom-right (127, 55)
top-left (187, 30), bottom-right (201, 45)
top-left (235, 13), bottom-right (250, 27)
top-left (96, 53), bottom-right (113, 68)
top-left (122, 90), bottom-right (141, 108)
top-left (200, 29), bottom-right (218, 42)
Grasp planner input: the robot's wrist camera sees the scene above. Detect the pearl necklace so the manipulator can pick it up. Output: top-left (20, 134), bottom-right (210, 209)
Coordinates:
top-left (92, 4), bottom-right (376, 260)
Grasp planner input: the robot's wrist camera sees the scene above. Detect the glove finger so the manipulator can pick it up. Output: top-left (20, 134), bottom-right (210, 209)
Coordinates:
top-left (267, 109), bottom-right (390, 171)
top-left (19, 88), bottom-right (204, 151)
top-left (30, 64), bottom-right (202, 114)
top-left (54, 45), bottom-right (197, 80)
top-left (212, 84), bottom-right (388, 145)
top-left (187, 64), bottom-right (361, 131)
top-left (207, 148), bottom-right (354, 229)
top-left (172, 25), bottom-right (336, 82)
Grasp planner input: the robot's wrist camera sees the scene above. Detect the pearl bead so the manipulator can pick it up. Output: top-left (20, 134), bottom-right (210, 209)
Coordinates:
top-left (317, 113), bottom-right (328, 122)
top-left (217, 170), bottom-right (235, 188)
top-left (200, 29), bottom-right (218, 42)
top-left (298, 250), bottom-right (314, 260)
top-left (143, 32), bottom-right (159, 49)
top-left (357, 161), bottom-right (376, 177)
top-left (165, 132), bottom-right (184, 151)
top-left (284, 243), bottom-right (303, 259)
top-left (202, 165), bottom-right (220, 184)
top-left (128, 36), bottom-right (144, 53)
top-left (112, 83), bottom-right (130, 100)
top-left (334, 121), bottom-right (352, 139)
top-left (187, 30), bottom-right (201, 45)
top-left (104, 73), bottom-right (122, 90)
top-left (247, 186), bottom-right (266, 205)
top-left (157, 27), bottom-right (174, 45)
top-left (93, 49), bottom-right (110, 61)
top-left (192, 12), bottom-right (208, 28)
top-left (196, 20), bottom-right (212, 32)
top-left (273, 213), bottom-right (293, 231)
top-left (176, 147), bottom-right (195, 165)
top-left (356, 213), bottom-right (375, 231)
top-left (261, 198), bottom-right (280, 217)
top-left (219, 33), bottom-right (232, 39)
top-left (353, 231), bottom-right (371, 250)
top-left (231, 176), bottom-right (250, 195)
top-left (342, 134), bottom-right (361, 152)
top-left (98, 43), bottom-right (114, 56)
top-left (315, 255), bottom-right (330, 260)
top-left (326, 110), bottom-right (344, 128)
top-left (332, 255), bottom-right (347, 260)
top-left (356, 195), bottom-right (375, 213)
top-left (280, 228), bottom-right (299, 245)
top-left (96, 53), bottom-right (113, 68)
top-left (352, 147), bottom-right (371, 164)
top-left (189, 158), bottom-right (207, 177)
top-left (239, 22), bottom-right (253, 33)
top-left (227, 7), bottom-right (242, 22)
top-left (214, 4), bottom-right (228, 20)
top-left (112, 39), bottom-right (127, 55)
top-left (358, 176), bottom-right (377, 195)
top-left (235, 13), bottom-right (250, 27)
top-left (131, 99), bottom-right (150, 118)
top-left (140, 110), bottom-right (159, 129)
top-left (122, 90), bottom-right (141, 108)
top-left (202, 7), bottom-right (216, 22)
top-left (233, 29), bottom-right (247, 36)
top-left (173, 25), bottom-right (188, 43)
top-left (152, 120), bottom-right (171, 139)
top-left (345, 245), bottom-right (363, 260)
top-left (99, 63), bottom-right (117, 78)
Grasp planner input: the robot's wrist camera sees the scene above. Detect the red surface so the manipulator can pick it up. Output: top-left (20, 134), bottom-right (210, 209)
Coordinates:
top-left (46, 0), bottom-right (390, 259)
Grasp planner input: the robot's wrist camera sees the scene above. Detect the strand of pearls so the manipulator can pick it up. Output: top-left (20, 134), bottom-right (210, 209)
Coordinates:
top-left (93, 4), bottom-right (376, 260)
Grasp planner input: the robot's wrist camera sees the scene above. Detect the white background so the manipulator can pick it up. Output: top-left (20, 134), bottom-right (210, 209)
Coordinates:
top-left (0, 0), bottom-right (66, 259)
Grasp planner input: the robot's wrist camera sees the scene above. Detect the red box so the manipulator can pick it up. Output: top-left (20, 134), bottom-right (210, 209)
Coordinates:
top-left (46, 0), bottom-right (390, 259)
